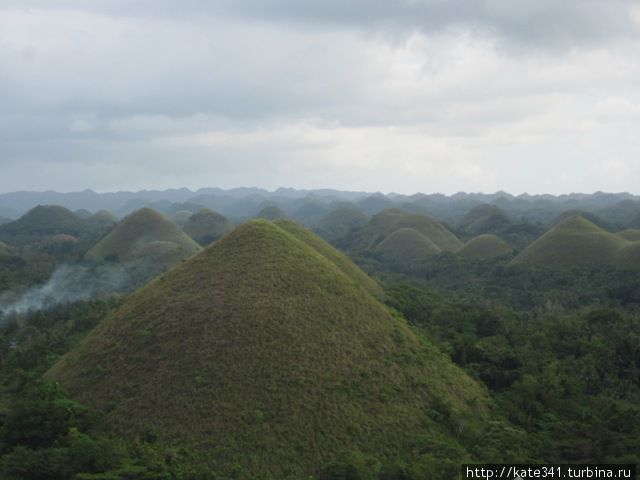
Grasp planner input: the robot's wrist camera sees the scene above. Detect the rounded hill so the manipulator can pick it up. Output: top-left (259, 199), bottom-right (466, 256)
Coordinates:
top-left (616, 229), bottom-right (640, 242)
top-left (375, 228), bottom-right (441, 263)
top-left (458, 234), bottom-right (511, 260)
top-left (85, 208), bottom-right (200, 262)
top-left (459, 204), bottom-right (512, 235)
top-left (616, 242), bottom-right (640, 270)
top-left (0, 205), bottom-right (89, 243)
top-left (362, 209), bottom-right (462, 252)
top-left (254, 205), bottom-right (287, 220)
top-left (182, 208), bottom-right (234, 246)
top-left (170, 210), bottom-right (193, 228)
top-left (48, 220), bottom-right (486, 478)
top-left (510, 215), bottom-right (629, 268)
top-left (314, 203), bottom-right (368, 243)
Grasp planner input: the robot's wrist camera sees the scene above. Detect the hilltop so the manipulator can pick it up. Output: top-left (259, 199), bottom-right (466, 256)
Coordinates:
top-left (458, 204), bottom-right (512, 236)
top-left (0, 205), bottom-right (90, 244)
top-left (511, 215), bottom-right (629, 267)
top-left (48, 220), bottom-right (487, 478)
top-left (458, 234), bottom-right (511, 260)
top-left (616, 229), bottom-right (640, 242)
top-left (182, 208), bottom-right (234, 246)
top-left (254, 205), bottom-right (287, 220)
top-left (616, 242), bottom-right (640, 270)
top-left (358, 208), bottom-right (462, 252)
top-left (314, 203), bottom-right (369, 243)
top-left (375, 227), bottom-right (441, 263)
top-left (85, 208), bottom-right (200, 262)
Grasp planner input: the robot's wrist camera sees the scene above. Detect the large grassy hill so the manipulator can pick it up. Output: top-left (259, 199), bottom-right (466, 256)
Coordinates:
top-left (85, 208), bottom-right (200, 262)
top-left (458, 234), bottom-right (511, 260)
top-left (359, 208), bottom-right (462, 252)
top-left (458, 204), bottom-right (512, 236)
top-left (314, 203), bottom-right (369, 243)
top-left (182, 208), bottom-right (234, 246)
top-left (0, 205), bottom-right (90, 244)
top-left (374, 227), bottom-right (441, 263)
top-left (616, 229), bottom-right (640, 242)
top-left (615, 242), bottom-right (640, 270)
top-left (48, 220), bottom-right (487, 478)
top-left (510, 215), bottom-right (629, 268)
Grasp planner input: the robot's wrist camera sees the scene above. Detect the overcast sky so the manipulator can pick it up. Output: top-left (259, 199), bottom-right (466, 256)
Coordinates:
top-left (1, 1), bottom-right (639, 195)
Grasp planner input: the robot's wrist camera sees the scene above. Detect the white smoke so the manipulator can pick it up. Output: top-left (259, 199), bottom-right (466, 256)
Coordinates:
top-left (0, 263), bottom-right (130, 317)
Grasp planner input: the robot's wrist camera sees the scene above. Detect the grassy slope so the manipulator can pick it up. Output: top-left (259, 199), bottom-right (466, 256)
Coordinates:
top-left (458, 234), bottom-right (511, 260)
top-left (48, 220), bottom-right (486, 478)
top-left (183, 208), bottom-right (234, 246)
top-left (0, 205), bottom-right (89, 242)
top-left (255, 205), bottom-right (287, 220)
top-left (86, 208), bottom-right (201, 261)
top-left (274, 219), bottom-right (382, 297)
top-left (363, 209), bottom-right (462, 251)
top-left (511, 215), bottom-right (629, 267)
top-left (616, 242), bottom-right (640, 269)
top-left (375, 227), bottom-right (441, 262)
top-left (616, 229), bottom-right (640, 242)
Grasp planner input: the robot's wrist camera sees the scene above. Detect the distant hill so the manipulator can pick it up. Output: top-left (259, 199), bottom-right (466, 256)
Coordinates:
top-left (48, 220), bottom-right (487, 478)
top-left (170, 210), bottom-right (193, 228)
top-left (254, 205), bottom-right (287, 220)
top-left (550, 209), bottom-right (614, 231)
top-left (615, 242), bottom-right (640, 270)
top-left (458, 234), bottom-right (511, 260)
top-left (510, 215), bottom-right (629, 268)
top-left (0, 240), bottom-right (8, 256)
top-left (314, 203), bottom-right (369, 243)
top-left (616, 229), bottom-right (640, 242)
top-left (182, 209), bottom-right (234, 246)
top-left (86, 210), bottom-right (118, 230)
top-left (86, 208), bottom-right (200, 262)
top-left (355, 194), bottom-right (394, 215)
top-left (289, 201), bottom-right (328, 226)
top-left (358, 208), bottom-right (462, 252)
top-left (458, 204), bottom-right (513, 236)
top-left (374, 227), bottom-right (441, 263)
top-left (0, 205), bottom-right (90, 244)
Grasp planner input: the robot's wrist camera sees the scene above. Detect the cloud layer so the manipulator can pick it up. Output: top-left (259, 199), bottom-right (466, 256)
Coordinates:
top-left (1, 1), bottom-right (639, 194)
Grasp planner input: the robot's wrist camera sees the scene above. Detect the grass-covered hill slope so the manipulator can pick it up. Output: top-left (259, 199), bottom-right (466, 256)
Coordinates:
top-left (458, 204), bottom-right (512, 235)
top-left (183, 208), bottom-right (234, 246)
top-left (314, 203), bottom-right (369, 243)
top-left (616, 229), bottom-right (640, 242)
top-left (47, 220), bottom-right (487, 478)
top-left (374, 227), bottom-right (441, 263)
top-left (359, 208), bottom-right (462, 252)
top-left (254, 205), bottom-right (287, 220)
top-left (616, 242), bottom-right (640, 270)
top-left (0, 205), bottom-right (90, 244)
top-left (274, 219), bottom-right (382, 297)
top-left (510, 215), bottom-right (629, 268)
top-left (458, 234), bottom-right (511, 260)
top-left (85, 208), bottom-right (201, 262)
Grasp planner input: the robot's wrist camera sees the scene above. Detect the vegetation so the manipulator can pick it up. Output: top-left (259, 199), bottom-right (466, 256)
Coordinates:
top-left (457, 234), bottom-right (511, 260)
top-left (0, 206), bottom-right (91, 246)
top-left (254, 205), bottom-right (287, 220)
top-left (85, 208), bottom-right (200, 262)
top-left (510, 215), bottom-right (629, 267)
top-left (47, 220), bottom-right (489, 478)
top-left (314, 204), bottom-right (369, 243)
top-left (374, 228), bottom-right (441, 263)
top-left (182, 208), bottom-right (234, 246)
top-left (617, 229), bottom-right (640, 242)
top-left (457, 204), bottom-right (513, 237)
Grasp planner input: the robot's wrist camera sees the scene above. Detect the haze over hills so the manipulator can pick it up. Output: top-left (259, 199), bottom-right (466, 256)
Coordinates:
top-left (47, 220), bottom-right (487, 478)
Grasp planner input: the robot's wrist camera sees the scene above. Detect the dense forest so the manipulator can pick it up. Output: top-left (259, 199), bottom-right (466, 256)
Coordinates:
top-left (0, 190), bottom-right (639, 479)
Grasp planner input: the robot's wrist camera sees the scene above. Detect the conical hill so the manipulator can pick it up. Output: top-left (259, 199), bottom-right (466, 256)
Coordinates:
top-left (85, 208), bottom-right (200, 262)
top-left (48, 220), bottom-right (486, 478)
top-left (183, 208), bottom-right (234, 246)
top-left (361, 209), bottom-right (462, 252)
top-left (375, 227), bottom-right (441, 262)
top-left (458, 234), bottom-right (511, 260)
top-left (510, 215), bottom-right (629, 267)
